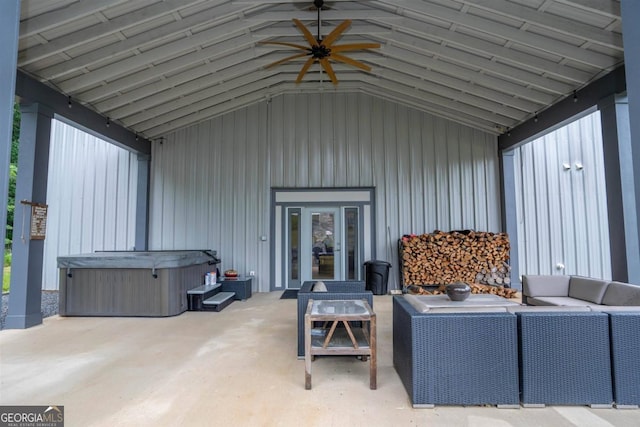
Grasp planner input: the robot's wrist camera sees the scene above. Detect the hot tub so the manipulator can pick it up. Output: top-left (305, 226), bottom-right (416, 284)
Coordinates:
top-left (57, 250), bottom-right (220, 317)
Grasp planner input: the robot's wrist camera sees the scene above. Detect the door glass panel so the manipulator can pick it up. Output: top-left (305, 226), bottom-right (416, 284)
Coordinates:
top-left (345, 208), bottom-right (359, 280)
top-left (289, 211), bottom-right (300, 281)
top-left (311, 211), bottom-right (335, 280)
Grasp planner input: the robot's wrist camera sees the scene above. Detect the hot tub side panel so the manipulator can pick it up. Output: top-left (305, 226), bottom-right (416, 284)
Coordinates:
top-left (59, 263), bottom-right (214, 317)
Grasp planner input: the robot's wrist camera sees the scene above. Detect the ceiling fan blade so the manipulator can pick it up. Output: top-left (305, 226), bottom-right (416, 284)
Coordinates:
top-left (258, 41), bottom-right (312, 51)
top-left (331, 43), bottom-right (381, 53)
top-left (293, 18), bottom-right (319, 47)
top-left (264, 52), bottom-right (310, 69)
top-left (296, 56), bottom-right (316, 83)
top-left (322, 19), bottom-right (352, 47)
top-left (320, 58), bottom-right (338, 85)
top-left (330, 53), bottom-right (371, 72)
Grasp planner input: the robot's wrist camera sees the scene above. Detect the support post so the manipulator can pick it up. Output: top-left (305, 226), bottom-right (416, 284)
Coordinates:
top-left (0, 0), bottom-right (20, 294)
top-left (599, 95), bottom-right (640, 283)
top-left (500, 150), bottom-right (520, 290)
top-left (5, 104), bottom-right (53, 329)
top-left (135, 154), bottom-right (150, 251)
top-left (621, 0), bottom-right (640, 284)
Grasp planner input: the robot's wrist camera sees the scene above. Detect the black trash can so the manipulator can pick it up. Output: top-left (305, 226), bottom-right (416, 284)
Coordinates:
top-left (364, 260), bottom-right (392, 295)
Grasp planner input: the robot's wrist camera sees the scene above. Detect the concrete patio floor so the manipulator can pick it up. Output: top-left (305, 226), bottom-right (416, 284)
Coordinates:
top-left (0, 292), bottom-right (638, 427)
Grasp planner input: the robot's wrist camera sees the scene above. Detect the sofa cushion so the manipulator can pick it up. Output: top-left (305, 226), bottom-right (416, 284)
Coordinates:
top-left (568, 276), bottom-right (610, 304)
top-left (425, 306), bottom-right (508, 313)
top-left (527, 296), bottom-right (595, 306)
top-left (507, 305), bottom-right (591, 313)
top-left (601, 281), bottom-right (640, 306)
top-left (522, 275), bottom-right (570, 297)
top-left (589, 305), bottom-right (640, 312)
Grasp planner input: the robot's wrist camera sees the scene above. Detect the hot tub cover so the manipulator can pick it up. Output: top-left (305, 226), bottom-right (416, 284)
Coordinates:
top-left (57, 250), bottom-right (220, 269)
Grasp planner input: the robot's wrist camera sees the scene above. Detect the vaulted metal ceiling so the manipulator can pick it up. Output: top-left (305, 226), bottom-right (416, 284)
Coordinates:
top-left (17, 0), bottom-right (624, 139)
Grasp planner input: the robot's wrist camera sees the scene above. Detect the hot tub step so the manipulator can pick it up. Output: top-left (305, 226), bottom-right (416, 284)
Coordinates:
top-left (202, 292), bottom-right (235, 312)
top-left (187, 283), bottom-right (222, 311)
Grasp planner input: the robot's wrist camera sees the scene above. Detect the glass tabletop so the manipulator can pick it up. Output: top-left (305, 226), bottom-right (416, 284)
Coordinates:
top-left (309, 299), bottom-right (371, 316)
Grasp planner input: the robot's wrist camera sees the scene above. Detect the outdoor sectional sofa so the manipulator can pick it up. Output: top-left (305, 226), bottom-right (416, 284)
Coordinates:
top-left (522, 275), bottom-right (640, 307)
top-left (393, 296), bottom-right (520, 408)
top-left (521, 275), bottom-right (640, 408)
top-left (296, 280), bottom-right (373, 358)
top-left (393, 293), bottom-right (640, 408)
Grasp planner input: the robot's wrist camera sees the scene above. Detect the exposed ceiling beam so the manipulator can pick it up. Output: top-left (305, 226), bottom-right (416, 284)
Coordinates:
top-left (19, 0), bottom-right (129, 37)
top-left (370, 14), bottom-right (595, 83)
top-left (18, 0), bottom-right (212, 66)
top-left (371, 0), bottom-right (620, 68)
top-left (34, 2), bottom-right (269, 80)
top-left (461, 0), bottom-right (622, 50)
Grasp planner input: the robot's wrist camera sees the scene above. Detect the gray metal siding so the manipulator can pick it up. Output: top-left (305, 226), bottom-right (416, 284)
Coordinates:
top-left (515, 111), bottom-right (611, 279)
top-left (42, 119), bottom-right (138, 290)
top-left (149, 92), bottom-right (501, 292)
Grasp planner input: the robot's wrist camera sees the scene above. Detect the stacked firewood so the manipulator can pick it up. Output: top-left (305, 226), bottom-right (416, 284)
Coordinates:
top-left (400, 230), bottom-right (513, 292)
top-left (405, 283), bottom-right (519, 299)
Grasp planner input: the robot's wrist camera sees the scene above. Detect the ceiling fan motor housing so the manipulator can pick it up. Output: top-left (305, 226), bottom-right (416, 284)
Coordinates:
top-left (312, 44), bottom-right (331, 59)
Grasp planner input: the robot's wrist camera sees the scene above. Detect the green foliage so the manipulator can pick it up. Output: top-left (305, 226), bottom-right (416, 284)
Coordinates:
top-left (11, 103), bottom-right (20, 164)
top-left (5, 103), bottom-right (19, 249)
top-left (3, 252), bottom-right (10, 293)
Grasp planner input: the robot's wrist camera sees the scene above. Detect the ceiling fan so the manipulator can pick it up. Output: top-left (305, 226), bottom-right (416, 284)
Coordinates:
top-left (258, 0), bottom-right (380, 85)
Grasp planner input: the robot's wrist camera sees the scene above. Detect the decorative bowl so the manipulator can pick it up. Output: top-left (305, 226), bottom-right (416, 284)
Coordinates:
top-left (224, 269), bottom-right (238, 278)
top-left (446, 282), bottom-right (471, 301)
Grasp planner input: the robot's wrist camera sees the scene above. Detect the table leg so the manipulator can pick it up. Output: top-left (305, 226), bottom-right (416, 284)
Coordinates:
top-left (305, 313), bottom-right (312, 389)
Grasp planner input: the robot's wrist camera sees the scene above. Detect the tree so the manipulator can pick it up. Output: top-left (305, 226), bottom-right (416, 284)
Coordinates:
top-left (5, 103), bottom-right (19, 248)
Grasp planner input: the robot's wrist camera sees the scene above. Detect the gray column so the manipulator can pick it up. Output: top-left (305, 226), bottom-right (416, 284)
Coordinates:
top-left (599, 95), bottom-right (640, 283)
top-left (621, 0), bottom-right (640, 283)
top-left (499, 150), bottom-right (520, 290)
top-left (135, 154), bottom-right (150, 251)
top-left (5, 104), bottom-right (53, 329)
top-left (0, 0), bottom-right (20, 291)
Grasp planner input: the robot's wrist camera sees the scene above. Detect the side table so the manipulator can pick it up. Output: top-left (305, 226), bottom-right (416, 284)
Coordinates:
top-left (219, 276), bottom-right (252, 300)
top-left (304, 299), bottom-right (376, 390)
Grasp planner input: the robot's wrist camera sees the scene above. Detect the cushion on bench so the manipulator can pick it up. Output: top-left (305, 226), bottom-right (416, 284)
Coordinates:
top-left (568, 276), bottom-right (610, 304)
top-left (526, 296), bottom-right (595, 307)
top-left (522, 275), bottom-right (569, 297)
top-left (507, 305), bottom-right (591, 313)
top-left (601, 281), bottom-right (640, 306)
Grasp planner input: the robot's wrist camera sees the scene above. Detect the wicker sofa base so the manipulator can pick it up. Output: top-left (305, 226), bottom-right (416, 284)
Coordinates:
top-left (393, 296), bottom-right (520, 408)
top-left (392, 296), bottom-right (635, 408)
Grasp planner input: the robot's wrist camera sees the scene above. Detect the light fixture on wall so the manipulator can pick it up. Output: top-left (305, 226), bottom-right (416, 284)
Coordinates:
top-left (573, 90), bottom-right (578, 103)
top-left (534, 112), bottom-right (538, 123)
top-left (68, 96), bottom-right (72, 108)
top-left (106, 117), bottom-right (110, 127)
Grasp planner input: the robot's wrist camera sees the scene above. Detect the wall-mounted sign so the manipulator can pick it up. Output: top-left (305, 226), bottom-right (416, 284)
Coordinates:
top-left (30, 204), bottom-right (48, 240)
top-left (20, 200), bottom-right (48, 240)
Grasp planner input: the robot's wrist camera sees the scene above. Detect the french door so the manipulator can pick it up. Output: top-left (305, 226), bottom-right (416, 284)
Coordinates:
top-left (285, 206), bottom-right (362, 289)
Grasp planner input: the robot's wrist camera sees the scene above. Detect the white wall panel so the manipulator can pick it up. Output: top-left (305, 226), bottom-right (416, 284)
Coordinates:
top-left (515, 111), bottom-right (611, 279)
top-left (149, 93), bottom-right (501, 292)
top-left (42, 119), bottom-right (138, 289)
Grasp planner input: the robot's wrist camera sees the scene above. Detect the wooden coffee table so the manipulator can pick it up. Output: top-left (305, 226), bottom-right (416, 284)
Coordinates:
top-left (304, 299), bottom-right (376, 390)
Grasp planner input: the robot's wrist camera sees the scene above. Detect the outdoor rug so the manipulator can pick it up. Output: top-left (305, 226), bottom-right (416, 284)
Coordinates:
top-left (280, 289), bottom-right (299, 300)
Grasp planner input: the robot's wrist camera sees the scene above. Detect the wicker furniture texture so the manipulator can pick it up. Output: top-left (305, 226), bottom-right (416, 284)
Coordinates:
top-left (392, 296), bottom-right (520, 408)
top-left (607, 311), bottom-right (640, 408)
top-left (516, 311), bottom-right (613, 407)
top-left (297, 281), bottom-right (372, 358)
